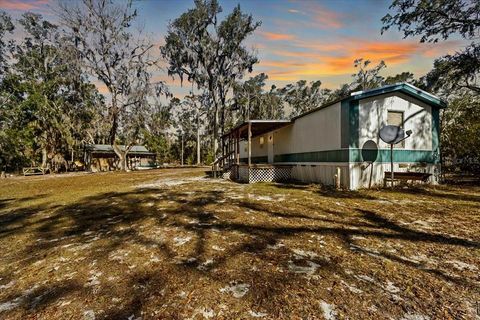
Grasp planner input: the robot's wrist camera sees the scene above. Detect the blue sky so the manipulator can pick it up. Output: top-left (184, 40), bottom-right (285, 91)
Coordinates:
top-left (2, 0), bottom-right (466, 97)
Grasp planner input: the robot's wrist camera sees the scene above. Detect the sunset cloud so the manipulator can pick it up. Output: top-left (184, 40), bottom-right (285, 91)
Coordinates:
top-left (0, 0), bottom-right (48, 11)
top-left (261, 31), bottom-right (295, 41)
top-left (308, 3), bottom-right (343, 29)
top-left (422, 40), bottom-right (463, 58)
top-left (93, 81), bottom-right (109, 95)
top-left (286, 2), bottom-right (343, 29)
top-left (258, 39), bottom-right (453, 82)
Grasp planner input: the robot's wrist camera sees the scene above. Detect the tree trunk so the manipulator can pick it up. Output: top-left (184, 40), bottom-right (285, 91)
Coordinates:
top-left (439, 108), bottom-right (445, 182)
top-left (219, 90), bottom-right (227, 160)
top-left (181, 133), bottom-right (184, 166)
top-left (41, 147), bottom-right (48, 168)
top-left (112, 143), bottom-right (127, 171)
top-left (213, 104), bottom-right (219, 159)
top-left (124, 151), bottom-right (130, 171)
top-left (196, 114), bottom-right (201, 165)
top-left (109, 93), bottom-right (129, 171)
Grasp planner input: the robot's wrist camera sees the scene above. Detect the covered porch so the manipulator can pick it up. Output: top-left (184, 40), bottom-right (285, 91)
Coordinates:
top-left (220, 120), bottom-right (293, 183)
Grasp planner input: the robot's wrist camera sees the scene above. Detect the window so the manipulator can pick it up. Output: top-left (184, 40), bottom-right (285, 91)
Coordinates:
top-left (387, 111), bottom-right (404, 148)
top-left (259, 136), bottom-right (264, 148)
top-left (388, 111), bottom-right (403, 127)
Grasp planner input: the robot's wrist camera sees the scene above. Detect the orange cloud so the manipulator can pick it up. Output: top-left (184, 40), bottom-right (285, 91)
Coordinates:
top-left (309, 5), bottom-right (343, 29)
top-left (421, 40), bottom-right (462, 58)
top-left (94, 82), bottom-right (109, 95)
top-left (292, 41), bottom-right (345, 52)
top-left (0, 0), bottom-right (48, 10)
top-left (260, 60), bottom-right (306, 68)
top-left (272, 50), bottom-right (320, 58)
top-left (258, 40), bottom-right (429, 81)
top-left (265, 70), bottom-right (306, 81)
top-left (261, 31), bottom-right (295, 41)
top-left (285, 2), bottom-right (343, 29)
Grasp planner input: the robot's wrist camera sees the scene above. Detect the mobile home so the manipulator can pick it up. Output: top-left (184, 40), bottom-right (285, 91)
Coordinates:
top-left (220, 83), bottom-right (445, 189)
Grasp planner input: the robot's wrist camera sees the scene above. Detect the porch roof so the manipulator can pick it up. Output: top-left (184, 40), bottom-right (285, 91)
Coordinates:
top-left (85, 144), bottom-right (156, 156)
top-left (223, 120), bottom-right (291, 140)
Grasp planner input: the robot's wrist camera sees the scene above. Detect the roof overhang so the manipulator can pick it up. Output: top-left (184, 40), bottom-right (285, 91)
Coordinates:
top-left (223, 120), bottom-right (292, 140)
top-left (349, 83), bottom-right (447, 108)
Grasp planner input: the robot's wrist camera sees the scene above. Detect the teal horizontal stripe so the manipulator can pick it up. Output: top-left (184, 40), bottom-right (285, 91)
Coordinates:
top-left (272, 149), bottom-right (438, 164)
top-left (240, 156), bottom-right (268, 164)
top-left (275, 150), bottom-right (349, 163)
top-left (350, 148), bottom-right (439, 164)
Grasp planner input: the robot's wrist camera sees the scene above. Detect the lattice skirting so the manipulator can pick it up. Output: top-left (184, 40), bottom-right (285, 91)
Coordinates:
top-left (235, 165), bottom-right (292, 183)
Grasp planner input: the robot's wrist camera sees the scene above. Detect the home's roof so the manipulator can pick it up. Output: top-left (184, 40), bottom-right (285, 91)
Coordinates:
top-left (348, 83), bottom-right (447, 108)
top-left (222, 120), bottom-right (292, 139)
top-left (85, 144), bottom-right (155, 155)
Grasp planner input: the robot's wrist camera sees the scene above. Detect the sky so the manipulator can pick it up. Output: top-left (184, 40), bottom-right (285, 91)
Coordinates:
top-left (0, 0), bottom-right (467, 98)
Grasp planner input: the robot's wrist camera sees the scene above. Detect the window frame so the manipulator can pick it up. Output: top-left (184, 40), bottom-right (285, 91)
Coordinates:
top-left (387, 110), bottom-right (405, 148)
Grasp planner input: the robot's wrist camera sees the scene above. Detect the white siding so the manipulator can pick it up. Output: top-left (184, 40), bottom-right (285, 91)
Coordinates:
top-left (358, 92), bottom-right (432, 151)
top-left (275, 102), bottom-right (342, 155)
top-left (239, 134), bottom-right (268, 160)
top-left (239, 103), bottom-right (342, 161)
top-left (275, 103), bottom-right (346, 187)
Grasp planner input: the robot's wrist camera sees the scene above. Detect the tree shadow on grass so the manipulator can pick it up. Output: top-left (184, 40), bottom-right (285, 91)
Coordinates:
top-left (271, 182), bottom-right (378, 200)
top-left (383, 185), bottom-right (480, 203)
top-left (0, 184), bottom-right (479, 317)
top-left (0, 193), bottom-right (50, 211)
top-left (346, 242), bottom-right (476, 289)
top-left (237, 200), bottom-right (378, 229)
top-left (0, 280), bottom-right (81, 318)
top-left (356, 208), bottom-right (479, 248)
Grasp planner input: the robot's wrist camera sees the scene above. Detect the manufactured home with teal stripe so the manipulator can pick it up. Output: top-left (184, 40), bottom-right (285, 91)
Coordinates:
top-left (220, 83), bottom-right (445, 189)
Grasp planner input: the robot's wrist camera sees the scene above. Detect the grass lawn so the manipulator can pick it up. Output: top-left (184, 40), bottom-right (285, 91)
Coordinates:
top-left (0, 168), bottom-right (479, 319)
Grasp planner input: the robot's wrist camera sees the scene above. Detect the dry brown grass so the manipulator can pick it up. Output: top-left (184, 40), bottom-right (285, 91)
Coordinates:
top-left (0, 168), bottom-right (479, 319)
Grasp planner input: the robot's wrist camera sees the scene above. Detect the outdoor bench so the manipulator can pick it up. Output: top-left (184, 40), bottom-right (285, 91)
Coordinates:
top-left (384, 171), bottom-right (432, 186)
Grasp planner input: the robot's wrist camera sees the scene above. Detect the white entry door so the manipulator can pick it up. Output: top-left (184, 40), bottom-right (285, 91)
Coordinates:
top-left (267, 134), bottom-right (274, 163)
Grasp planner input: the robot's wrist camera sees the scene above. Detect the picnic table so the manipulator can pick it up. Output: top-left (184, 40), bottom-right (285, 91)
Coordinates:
top-left (23, 167), bottom-right (50, 176)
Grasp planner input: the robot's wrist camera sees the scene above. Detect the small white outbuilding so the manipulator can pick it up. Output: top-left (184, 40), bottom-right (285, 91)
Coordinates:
top-left (220, 83), bottom-right (446, 189)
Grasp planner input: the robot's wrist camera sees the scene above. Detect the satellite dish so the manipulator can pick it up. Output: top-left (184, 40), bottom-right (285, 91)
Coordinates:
top-left (361, 140), bottom-right (378, 162)
top-left (380, 125), bottom-right (413, 188)
top-left (379, 125), bottom-right (408, 145)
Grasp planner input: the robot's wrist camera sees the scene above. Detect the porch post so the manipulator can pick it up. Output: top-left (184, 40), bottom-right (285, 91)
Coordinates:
top-left (236, 130), bottom-right (239, 165)
top-left (248, 122), bottom-right (252, 166)
top-left (221, 136), bottom-right (225, 169)
top-left (229, 134), bottom-right (232, 166)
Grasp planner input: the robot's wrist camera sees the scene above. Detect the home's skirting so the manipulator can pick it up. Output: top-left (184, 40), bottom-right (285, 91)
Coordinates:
top-left (232, 164), bottom-right (293, 183)
top-left (222, 162), bottom-right (439, 190)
